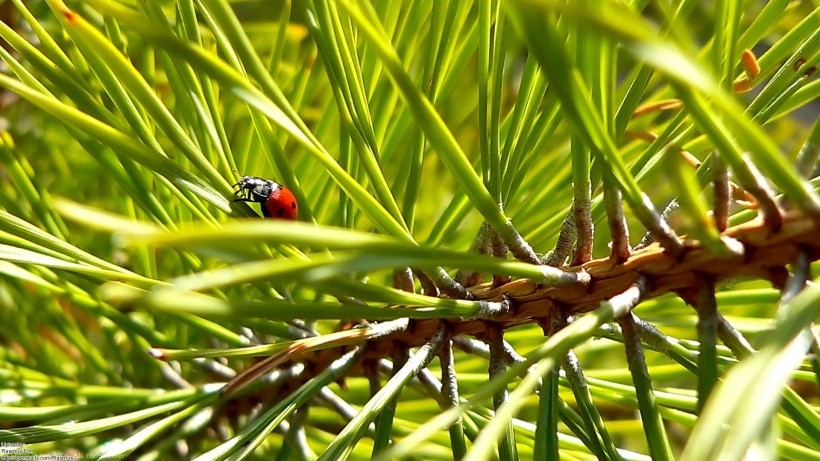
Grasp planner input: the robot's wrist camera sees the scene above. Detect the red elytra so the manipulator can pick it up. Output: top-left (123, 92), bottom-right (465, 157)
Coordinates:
top-left (265, 184), bottom-right (299, 220)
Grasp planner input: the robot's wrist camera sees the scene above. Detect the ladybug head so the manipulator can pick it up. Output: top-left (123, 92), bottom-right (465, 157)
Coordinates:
top-left (232, 175), bottom-right (280, 204)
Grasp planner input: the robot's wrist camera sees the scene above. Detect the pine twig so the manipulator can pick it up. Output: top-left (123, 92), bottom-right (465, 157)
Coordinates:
top-left (603, 172), bottom-right (630, 263)
top-left (486, 323), bottom-right (519, 460)
top-left (546, 206), bottom-right (576, 267)
top-left (439, 334), bottom-right (467, 459)
top-left (712, 154), bottom-right (730, 232)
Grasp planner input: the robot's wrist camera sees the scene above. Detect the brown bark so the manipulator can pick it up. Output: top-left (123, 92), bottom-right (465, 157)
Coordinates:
top-left (393, 210), bottom-right (820, 347)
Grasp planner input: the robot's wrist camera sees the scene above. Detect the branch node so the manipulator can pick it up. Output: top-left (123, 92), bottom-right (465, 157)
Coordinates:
top-left (464, 297), bottom-right (512, 320)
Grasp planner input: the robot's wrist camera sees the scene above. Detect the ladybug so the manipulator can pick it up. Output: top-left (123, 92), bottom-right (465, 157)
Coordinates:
top-left (232, 175), bottom-right (299, 220)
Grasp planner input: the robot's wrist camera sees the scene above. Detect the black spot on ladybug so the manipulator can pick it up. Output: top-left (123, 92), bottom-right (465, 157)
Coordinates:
top-left (277, 208), bottom-right (285, 217)
top-left (291, 202), bottom-right (296, 209)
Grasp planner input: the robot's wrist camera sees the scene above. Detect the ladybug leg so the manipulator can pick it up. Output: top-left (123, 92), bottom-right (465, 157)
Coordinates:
top-left (231, 189), bottom-right (253, 202)
top-left (232, 186), bottom-right (253, 202)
